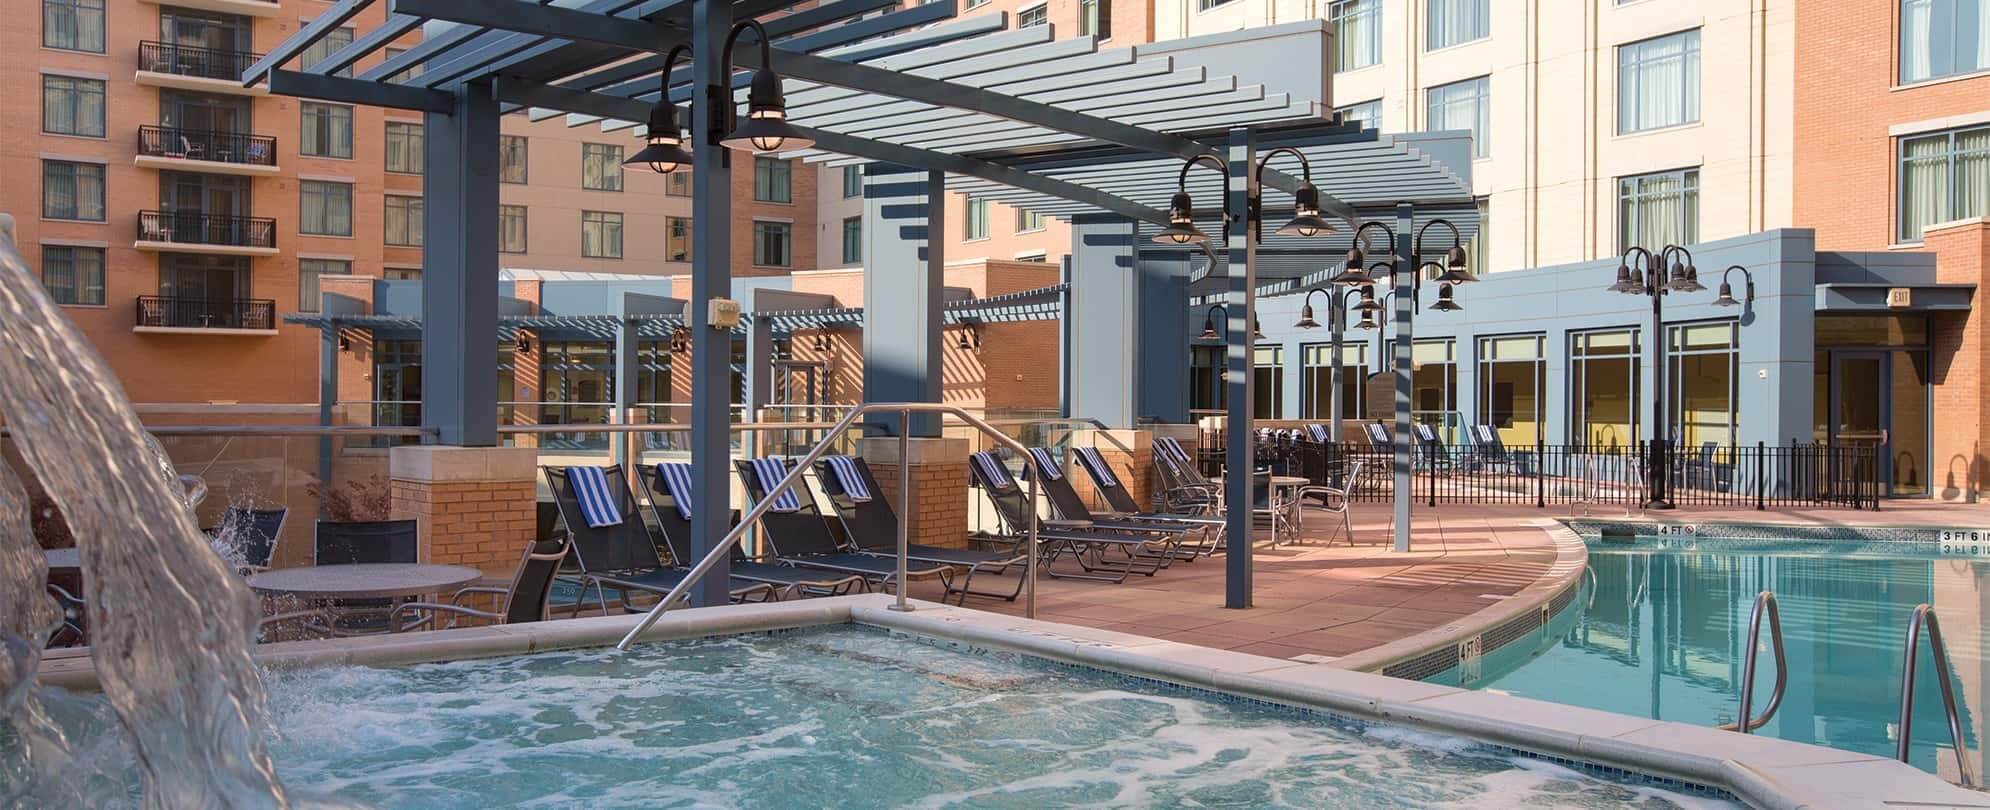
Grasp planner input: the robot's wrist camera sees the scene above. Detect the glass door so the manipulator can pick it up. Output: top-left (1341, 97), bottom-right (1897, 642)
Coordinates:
top-left (1825, 352), bottom-right (1891, 494)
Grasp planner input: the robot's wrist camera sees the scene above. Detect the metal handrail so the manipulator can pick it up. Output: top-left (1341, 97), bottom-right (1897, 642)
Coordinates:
top-left (616, 402), bottom-right (1042, 651)
top-left (1718, 590), bottom-right (1786, 734)
top-left (0, 425), bottom-right (434, 438)
top-left (1898, 604), bottom-right (1973, 787)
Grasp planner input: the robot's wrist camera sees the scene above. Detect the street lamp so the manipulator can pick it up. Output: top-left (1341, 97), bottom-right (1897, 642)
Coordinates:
top-left (1296, 286), bottom-right (1371, 443)
top-left (719, 20), bottom-right (814, 153)
top-left (1607, 243), bottom-right (1701, 510)
top-left (625, 45), bottom-right (695, 174)
top-left (1712, 265), bottom-right (1755, 308)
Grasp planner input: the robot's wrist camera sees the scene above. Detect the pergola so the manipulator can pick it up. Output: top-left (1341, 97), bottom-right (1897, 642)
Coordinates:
top-left (250, 2), bottom-right (1473, 608)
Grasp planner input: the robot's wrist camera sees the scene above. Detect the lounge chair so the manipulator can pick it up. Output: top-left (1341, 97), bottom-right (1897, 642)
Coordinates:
top-left (204, 506), bottom-right (287, 573)
top-left (638, 462), bottom-right (867, 600)
top-left (1470, 424), bottom-right (1532, 474)
top-left (1152, 437), bottom-right (1220, 514)
top-left (969, 450), bottom-right (1168, 581)
top-left (814, 454), bottom-right (1031, 604)
top-left (545, 465), bottom-right (779, 612)
top-left (1024, 447), bottom-right (1194, 562)
top-left (391, 537), bottom-right (571, 631)
top-left (1362, 421), bottom-right (1391, 448)
top-left (1069, 446), bottom-right (1221, 557)
top-left (1414, 423), bottom-right (1456, 473)
top-left (734, 457), bottom-right (959, 594)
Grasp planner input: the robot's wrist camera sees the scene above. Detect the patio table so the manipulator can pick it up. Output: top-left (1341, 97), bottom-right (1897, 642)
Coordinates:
top-left (1211, 475), bottom-right (1311, 542)
top-left (247, 564), bottom-right (482, 600)
top-left (43, 547), bottom-right (80, 574)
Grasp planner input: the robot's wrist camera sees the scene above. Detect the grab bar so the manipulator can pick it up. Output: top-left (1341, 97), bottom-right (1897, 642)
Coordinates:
top-left (1898, 604), bottom-right (1973, 787)
top-left (615, 403), bottom-right (1044, 651)
top-left (1718, 591), bottom-right (1786, 734)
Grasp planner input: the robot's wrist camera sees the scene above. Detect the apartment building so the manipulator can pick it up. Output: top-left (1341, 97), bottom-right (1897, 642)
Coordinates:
top-left (4, 0), bottom-right (813, 419)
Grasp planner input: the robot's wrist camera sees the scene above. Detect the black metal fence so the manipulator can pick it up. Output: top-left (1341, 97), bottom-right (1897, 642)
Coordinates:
top-left (135, 296), bottom-right (276, 331)
top-left (1256, 437), bottom-right (1884, 511)
top-left (138, 126), bottom-right (277, 167)
top-left (137, 210), bottom-right (277, 249)
top-left (138, 41), bottom-right (261, 81)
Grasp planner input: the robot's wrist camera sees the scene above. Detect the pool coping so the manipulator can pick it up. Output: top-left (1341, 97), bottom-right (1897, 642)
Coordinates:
top-left (1328, 518), bottom-right (1589, 678)
top-left (38, 594), bottom-right (1987, 809)
top-left (1564, 517), bottom-right (1952, 544)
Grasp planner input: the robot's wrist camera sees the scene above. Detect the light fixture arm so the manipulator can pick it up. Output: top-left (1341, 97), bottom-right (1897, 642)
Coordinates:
top-left (719, 20), bottom-right (772, 141)
top-left (1413, 218), bottom-right (1462, 257)
top-left (1721, 265), bottom-right (1756, 305)
top-left (1175, 154), bottom-right (1235, 223)
top-left (1620, 246), bottom-right (1656, 294)
top-left (1350, 221), bottom-right (1396, 266)
top-left (1199, 302), bottom-right (1229, 341)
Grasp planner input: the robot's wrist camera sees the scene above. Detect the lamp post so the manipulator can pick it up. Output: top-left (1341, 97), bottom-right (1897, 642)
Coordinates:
top-left (1160, 144), bottom-right (1333, 609)
top-left (1607, 244), bottom-right (1703, 510)
top-left (1295, 287), bottom-right (1369, 444)
top-left (1330, 218), bottom-right (1470, 553)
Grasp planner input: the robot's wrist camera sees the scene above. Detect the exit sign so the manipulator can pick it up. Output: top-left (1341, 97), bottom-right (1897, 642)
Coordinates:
top-left (1888, 287), bottom-right (1913, 308)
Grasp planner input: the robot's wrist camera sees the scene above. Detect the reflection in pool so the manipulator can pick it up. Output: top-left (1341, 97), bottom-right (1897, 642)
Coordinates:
top-left (1434, 536), bottom-right (1986, 780)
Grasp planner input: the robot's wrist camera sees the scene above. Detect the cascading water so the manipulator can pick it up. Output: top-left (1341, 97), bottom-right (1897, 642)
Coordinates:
top-left (0, 234), bottom-right (289, 805)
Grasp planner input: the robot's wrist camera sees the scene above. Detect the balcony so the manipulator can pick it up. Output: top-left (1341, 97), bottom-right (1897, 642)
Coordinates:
top-left (135, 0), bottom-right (278, 19)
top-left (134, 296), bottom-right (278, 335)
top-left (134, 210), bottom-right (279, 256)
top-left (135, 126), bottom-right (279, 176)
top-left (134, 42), bottom-right (268, 95)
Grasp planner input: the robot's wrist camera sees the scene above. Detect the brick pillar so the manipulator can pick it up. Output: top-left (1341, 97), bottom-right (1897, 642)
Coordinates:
top-left (859, 437), bottom-right (970, 549)
top-left (389, 446), bottom-right (539, 577)
top-left (1926, 219), bottom-right (1990, 501)
top-left (1069, 429), bottom-right (1154, 511)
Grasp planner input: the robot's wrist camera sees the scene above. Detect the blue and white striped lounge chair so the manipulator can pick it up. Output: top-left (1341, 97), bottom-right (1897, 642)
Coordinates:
top-left (814, 454), bottom-right (1030, 604)
top-left (734, 457), bottom-right (958, 594)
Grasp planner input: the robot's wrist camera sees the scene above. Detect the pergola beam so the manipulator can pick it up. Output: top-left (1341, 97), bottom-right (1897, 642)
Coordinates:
top-left (242, 0), bottom-right (375, 85)
top-left (268, 69), bottom-right (456, 113)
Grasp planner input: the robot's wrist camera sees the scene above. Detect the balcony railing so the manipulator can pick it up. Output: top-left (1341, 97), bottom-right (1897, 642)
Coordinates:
top-left (137, 126), bottom-right (277, 167)
top-left (137, 210), bottom-right (277, 249)
top-left (136, 296), bottom-right (277, 331)
top-left (138, 41), bottom-right (262, 82)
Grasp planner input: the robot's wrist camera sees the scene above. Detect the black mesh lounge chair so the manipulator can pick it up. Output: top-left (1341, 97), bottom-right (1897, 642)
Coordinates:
top-left (1414, 424), bottom-right (1456, 473)
top-left (1069, 446), bottom-right (1222, 557)
top-left (391, 536), bottom-right (572, 631)
top-left (204, 506), bottom-right (288, 573)
top-left (734, 458), bottom-right (958, 595)
top-left (969, 451), bottom-right (1167, 581)
top-left (544, 466), bottom-right (778, 612)
top-left (814, 454), bottom-right (1029, 604)
top-left (637, 463), bottom-right (868, 600)
top-left (1152, 438), bottom-right (1220, 515)
top-left (1022, 447), bottom-right (1191, 563)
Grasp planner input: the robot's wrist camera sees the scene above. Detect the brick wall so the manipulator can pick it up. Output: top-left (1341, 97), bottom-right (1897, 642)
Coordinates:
top-left (864, 460), bottom-right (971, 550)
top-left (390, 478), bottom-right (537, 577)
top-left (1926, 220), bottom-right (1990, 498)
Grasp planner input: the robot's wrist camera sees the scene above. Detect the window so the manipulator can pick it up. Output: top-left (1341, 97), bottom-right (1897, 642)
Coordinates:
top-left (964, 198), bottom-right (989, 240)
top-left (384, 195), bottom-right (423, 246)
top-left (581, 143), bottom-right (623, 191)
top-left (42, 75), bottom-right (104, 137)
top-left (1336, 99), bottom-right (1381, 130)
top-left (383, 46), bottom-right (422, 81)
top-left (499, 135), bottom-right (528, 184)
top-left (43, 0), bottom-right (104, 52)
top-left (1253, 346), bottom-right (1284, 420)
top-left (1471, 196), bottom-right (1490, 276)
top-left (753, 221), bottom-right (791, 267)
top-left (383, 122), bottom-right (423, 174)
top-left (41, 161), bottom-right (104, 221)
top-left (1617, 30), bottom-right (1700, 134)
top-left (298, 259), bottom-right (351, 313)
top-left (1301, 343), bottom-right (1367, 420)
top-left (299, 181), bottom-right (353, 236)
top-left (499, 205), bottom-right (527, 254)
top-left (1198, 0), bottom-right (1238, 10)
top-left (667, 170), bottom-right (691, 196)
top-left (841, 216), bottom-right (862, 264)
top-left (1016, 208), bottom-right (1046, 232)
top-left (1413, 339), bottom-right (1459, 440)
top-left (1079, 0), bottom-right (1110, 38)
top-left (1899, 0), bottom-right (1988, 84)
top-left (300, 103), bottom-right (354, 158)
top-left (964, 0), bottom-right (987, 7)
top-left (1617, 168), bottom-right (1698, 252)
top-left (1898, 125), bottom-right (1989, 242)
top-left (581, 211), bottom-right (623, 258)
top-left (41, 246), bottom-right (104, 305)
top-left (384, 267), bottom-right (421, 281)
top-left (301, 26), bottom-right (355, 78)
top-left (1018, 4), bottom-right (1047, 27)
top-left (753, 157), bottom-right (792, 202)
top-left (1190, 346), bottom-right (1222, 411)
top-left (1669, 322), bottom-right (1739, 449)
top-left (1569, 329), bottom-right (1641, 449)
top-left (1477, 334), bottom-right (1545, 446)
top-left (1426, 77), bottom-right (1489, 158)
top-left (1425, 0), bottom-right (1489, 50)
top-left (842, 164), bottom-right (863, 198)
top-left (1331, 1), bottom-right (1380, 71)
top-left (666, 216), bottom-right (691, 262)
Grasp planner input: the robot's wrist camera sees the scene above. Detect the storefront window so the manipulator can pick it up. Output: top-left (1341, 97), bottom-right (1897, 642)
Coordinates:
top-left (1478, 334), bottom-right (1544, 446)
top-left (1254, 346), bottom-right (1284, 420)
top-left (1669, 321), bottom-right (1738, 450)
top-left (1412, 339), bottom-right (1458, 440)
top-left (1570, 328), bottom-right (1640, 450)
top-left (1190, 345), bottom-right (1223, 412)
top-left (539, 342), bottom-right (614, 448)
top-left (1301, 343), bottom-right (1367, 420)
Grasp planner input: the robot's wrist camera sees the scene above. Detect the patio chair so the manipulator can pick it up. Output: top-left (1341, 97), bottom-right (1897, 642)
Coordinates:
top-left (204, 506), bottom-right (287, 573)
top-left (969, 450), bottom-right (1167, 581)
top-left (1297, 461), bottom-right (1365, 547)
top-left (314, 519), bottom-right (417, 564)
top-left (391, 537), bottom-right (572, 631)
top-left (545, 465), bottom-right (778, 612)
top-left (1362, 421), bottom-right (1391, 448)
top-left (1069, 446), bottom-right (1221, 557)
top-left (639, 462), bottom-right (865, 600)
top-left (1023, 447), bottom-right (1193, 562)
top-left (734, 457), bottom-right (959, 594)
top-left (1153, 437), bottom-right (1220, 515)
top-left (813, 454), bottom-right (1030, 604)
top-left (1470, 424), bottom-right (1531, 474)
top-left (1414, 424), bottom-right (1456, 473)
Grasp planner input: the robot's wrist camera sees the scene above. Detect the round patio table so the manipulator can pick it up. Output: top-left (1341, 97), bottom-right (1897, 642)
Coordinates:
top-left (246, 564), bottom-right (482, 600)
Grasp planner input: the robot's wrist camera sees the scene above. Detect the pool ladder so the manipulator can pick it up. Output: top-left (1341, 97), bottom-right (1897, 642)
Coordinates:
top-left (1719, 591), bottom-right (1786, 734)
top-left (1898, 604), bottom-right (1973, 787)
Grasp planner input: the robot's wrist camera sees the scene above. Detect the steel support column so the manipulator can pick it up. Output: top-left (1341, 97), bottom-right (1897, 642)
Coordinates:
top-left (861, 166), bottom-right (945, 438)
top-left (420, 79), bottom-right (499, 446)
top-left (1391, 203), bottom-right (1414, 552)
top-left (745, 314), bottom-right (774, 421)
top-left (1222, 127), bottom-right (1256, 609)
top-left (686, 0), bottom-right (735, 607)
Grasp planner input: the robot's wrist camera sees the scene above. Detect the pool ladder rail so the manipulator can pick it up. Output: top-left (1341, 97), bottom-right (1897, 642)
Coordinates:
top-left (1719, 590), bottom-right (1787, 735)
top-left (1899, 604), bottom-right (1973, 788)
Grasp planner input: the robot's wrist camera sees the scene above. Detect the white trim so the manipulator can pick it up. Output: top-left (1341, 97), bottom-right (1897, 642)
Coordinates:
top-left (40, 66), bottom-right (109, 81)
top-left (752, 216), bottom-right (796, 225)
top-left (40, 238), bottom-right (109, 249)
top-left (297, 174), bottom-right (358, 184)
top-left (297, 252), bottom-right (357, 262)
top-left (39, 152), bottom-right (110, 165)
top-left (1892, 67), bottom-right (1990, 93)
top-left (1889, 109), bottom-right (1990, 137)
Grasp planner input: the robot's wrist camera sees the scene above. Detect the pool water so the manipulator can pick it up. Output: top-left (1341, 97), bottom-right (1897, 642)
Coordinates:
top-left (1433, 536), bottom-right (1986, 779)
top-left (20, 626), bottom-right (1729, 808)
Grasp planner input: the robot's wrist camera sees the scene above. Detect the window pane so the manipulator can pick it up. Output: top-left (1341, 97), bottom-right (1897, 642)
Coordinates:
top-left (582, 211), bottom-right (623, 258)
top-left (964, 199), bottom-right (988, 240)
top-left (44, 0), bottom-right (105, 52)
top-left (842, 165), bottom-right (863, 198)
top-left (384, 121), bottom-right (424, 173)
top-left (1899, 0), bottom-right (1989, 83)
top-left (41, 245), bottom-right (105, 305)
top-left (667, 170), bottom-right (691, 197)
top-left (1426, 76), bottom-right (1489, 157)
top-left (1336, 99), bottom-right (1381, 129)
top-left (754, 157), bottom-right (792, 203)
top-left (302, 26), bottom-right (355, 78)
top-left (581, 143), bottom-right (624, 191)
top-left (1617, 168), bottom-right (1699, 252)
top-left (300, 103), bottom-right (354, 158)
top-left (842, 216), bottom-right (862, 264)
top-left (500, 205), bottom-right (528, 254)
top-left (300, 181), bottom-right (353, 236)
top-left (753, 221), bottom-right (791, 267)
top-left (1018, 4), bottom-right (1047, 27)
top-left (1332, 0), bottom-right (1381, 71)
top-left (1899, 125), bottom-right (1990, 241)
top-left (42, 160), bottom-right (105, 221)
top-left (666, 216), bottom-right (691, 262)
top-left (42, 75), bottom-right (105, 137)
top-left (384, 196), bottom-right (423, 246)
top-left (499, 135), bottom-right (528, 183)
top-left (1617, 29), bottom-right (1701, 134)
top-left (298, 258), bottom-right (351, 312)
top-left (1425, 0), bottom-right (1489, 50)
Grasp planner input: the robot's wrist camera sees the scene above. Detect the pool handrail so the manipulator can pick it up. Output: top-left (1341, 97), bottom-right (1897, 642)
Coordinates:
top-left (1898, 604), bottom-right (1972, 787)
top-left (615, 403), bottom-right (1042, 651)
top-left (1719, 590), bottom-right (1786, 735)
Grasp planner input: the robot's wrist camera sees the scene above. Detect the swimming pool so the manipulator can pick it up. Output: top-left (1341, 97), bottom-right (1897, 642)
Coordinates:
top-left (1431, 535), bottom-right (1986, 779)
top-left (23, 625), bottom-right (1730, 808)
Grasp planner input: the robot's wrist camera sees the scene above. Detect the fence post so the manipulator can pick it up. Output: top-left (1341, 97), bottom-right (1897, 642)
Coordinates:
top-left (1872, 442), bottom-right (1884, 512)
top-left (1535, 435), bottom-right (1546, 508)
top-left (1426, 443), bottom-right (1436, 508)
top-left (1756, 440), bottom-right (1766, 510)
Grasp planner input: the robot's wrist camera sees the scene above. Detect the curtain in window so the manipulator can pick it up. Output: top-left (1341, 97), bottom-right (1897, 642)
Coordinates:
top-left (500, 206), bottom-right (528, 253)
top-left (302, 105), bottom-right (353, 158)
top-left (44, 77), bottom-right (104, 136)
top-left (1900, 135), bottom-right (1952, 241)
top-left (1618, 31), bottom-right (1700, 133)
top-left (1900, 0), bottom-right (1988, 83)
top-left (44, 0), bottom-right (105, 51)
top-left (1619, 171), bottom-right (1698, 252)
top-left (1332, 0), bottom-right (1380, 71)
top-left (301, 183), bottom-right (351, 236)
top-left (43, 162), bottom-right (104, 220)
top-left (1426, 78), bottom-right (1489, 157)
top-left (1958, 128), bottom-right (1990, 223)
top-left (1425, 0), bottom-right (1488, 50)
